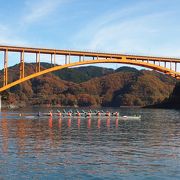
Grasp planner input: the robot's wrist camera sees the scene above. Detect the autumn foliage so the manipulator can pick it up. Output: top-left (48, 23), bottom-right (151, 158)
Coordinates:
top-left (0, 63), bottom-right (176, 108)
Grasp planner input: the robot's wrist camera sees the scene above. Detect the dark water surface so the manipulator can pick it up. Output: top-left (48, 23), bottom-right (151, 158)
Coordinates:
top-left (0, 108), bottom-right (180, 179)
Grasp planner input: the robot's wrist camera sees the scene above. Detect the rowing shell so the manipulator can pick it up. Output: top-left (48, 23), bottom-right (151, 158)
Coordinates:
top-left (24, 115), bottom-right (141, 120)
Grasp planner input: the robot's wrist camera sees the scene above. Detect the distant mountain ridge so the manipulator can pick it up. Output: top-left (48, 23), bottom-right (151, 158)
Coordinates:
top-left (0, 63), bottom-right (176, 108)
top-left (39, 63), bottom-right (114, 83)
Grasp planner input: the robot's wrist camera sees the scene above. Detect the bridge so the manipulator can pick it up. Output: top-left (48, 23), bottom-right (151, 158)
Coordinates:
top-left (0, 45), bottom-right (180, 92)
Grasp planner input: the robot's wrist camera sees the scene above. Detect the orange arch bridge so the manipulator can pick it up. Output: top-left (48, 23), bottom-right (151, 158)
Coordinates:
top-left (0, 45), bottom-right (180, 92)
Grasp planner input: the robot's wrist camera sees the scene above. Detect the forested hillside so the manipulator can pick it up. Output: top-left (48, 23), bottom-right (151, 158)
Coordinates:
top-left (0, 63), bottom-right (176, 108)
top-left (146, 81), bottom-right (180, 109)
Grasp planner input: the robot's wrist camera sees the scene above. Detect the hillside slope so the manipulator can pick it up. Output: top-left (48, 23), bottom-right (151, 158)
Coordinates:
top-left (41, 63), bottom-right (114, 83)
top-left (67, 70), bottom-right (175, 106)
top-left (146, 81), bottom-right (180, 109)
top-left (0, 63), bottom-right (176, 107)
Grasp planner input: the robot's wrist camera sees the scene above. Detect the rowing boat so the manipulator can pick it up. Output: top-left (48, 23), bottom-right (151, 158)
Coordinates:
top-left (24, 114), bottom-right (141, 120)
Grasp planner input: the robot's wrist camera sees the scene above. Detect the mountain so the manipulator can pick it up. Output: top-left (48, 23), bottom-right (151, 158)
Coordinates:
top-left (40, 63), bottom-right (114, 83)
top-left (66, 70), bottom-right (175, 107)
top-left (0, 63), bottom-right (176, 108)
top-left (115, 66), bottom-right (138, 73)
top-left (146, 81), bottom-right (180, 109)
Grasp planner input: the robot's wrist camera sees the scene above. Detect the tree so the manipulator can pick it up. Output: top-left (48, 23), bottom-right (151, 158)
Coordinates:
top-left (77, 94), bottom-right (96, 107)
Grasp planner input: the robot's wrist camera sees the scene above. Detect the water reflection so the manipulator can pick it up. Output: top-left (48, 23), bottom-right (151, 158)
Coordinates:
top-left (67, 118), bottom-right (71, 128)
top-left (1, 114), bottom-right (8, 153)
top-left (45, 117), bottom-right (124, 130)
top-left (58, 118), bottom-right (62, 129)
top-left (49, 117), bottom-right (53, 128)
top-left (0, 109), bottom-right (180, 179)
top-left (77, 118), bottom-right (81, 129)
top-left (115, 118), bottom-right (119, 128)
top-left (17, 119), bottom-right (26, 155)
top-left (43, 116), bottom-right (131, 130)
top-left (87, 118), bottom-right (91, 129)
top-left (106, 118), bottom-right (110, 129)
top-left (97, 118), bottom-right (101, 129)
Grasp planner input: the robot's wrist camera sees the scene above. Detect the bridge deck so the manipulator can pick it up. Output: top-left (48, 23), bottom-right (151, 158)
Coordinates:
top-left (0, 45), bottom-right (180, 63)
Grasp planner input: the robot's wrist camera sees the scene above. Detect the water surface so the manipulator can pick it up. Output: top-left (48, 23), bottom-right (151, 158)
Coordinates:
top-left (0, 108), bottom-right (180, 179)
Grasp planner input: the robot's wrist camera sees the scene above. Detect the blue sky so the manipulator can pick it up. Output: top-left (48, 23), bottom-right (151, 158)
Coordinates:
top-left (0, 0), bottom-right (180, 68)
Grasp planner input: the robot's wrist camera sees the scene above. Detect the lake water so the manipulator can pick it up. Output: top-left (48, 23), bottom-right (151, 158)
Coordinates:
top-left (0, 108), bottom-right (180, 179)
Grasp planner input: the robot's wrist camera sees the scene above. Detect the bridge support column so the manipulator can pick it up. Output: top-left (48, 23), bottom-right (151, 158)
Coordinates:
top-left (3, 50), bottom-right (8, 86)
top-left (20, 51), bottom-right (25, 79)
top-left (36, 52), bottom-right (40, 72)
top-left (0, 95), bottom-right (1, 111)
top-left (54, 52), bottom-right (56, 66)
top-left (51, 54), bottom-right (53, 67)
top-left (65, 55), bottom-right (67, 64)
top-left (170, 62), bottom-right (172, 70)
top-left (68, 54), bottom-right (71, 64)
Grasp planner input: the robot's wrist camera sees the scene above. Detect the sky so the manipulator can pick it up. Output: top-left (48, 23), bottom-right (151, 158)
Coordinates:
top-left (0, 0), bottom-right (180, 68)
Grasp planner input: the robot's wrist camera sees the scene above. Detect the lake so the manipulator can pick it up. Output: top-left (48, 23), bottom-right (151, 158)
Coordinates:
top-left (0, 108), bottom-right (180, 179)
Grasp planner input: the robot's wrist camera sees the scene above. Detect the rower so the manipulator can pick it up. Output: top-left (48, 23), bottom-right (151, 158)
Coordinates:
top-left (77, 111), bottom-right (81, 117)
top-left (115, 112), bottom-right (119, 117)
top-left (87, 111), bottom-right (91, 117)
top-left (37, 112), bottom-right (41, 116)
top-left (67, 111), bottom-right (72, 117)
top-left (97, 111), bottom-right (101, 116)
top-left (57, 110), bottom-right (62, 116)
top-left (49, 111), bottom-right (53, 117)
top-left (106, 111), bottom-right (110, 117)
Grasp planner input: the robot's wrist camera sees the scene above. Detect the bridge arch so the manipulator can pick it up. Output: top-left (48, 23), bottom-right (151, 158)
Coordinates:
top-left (0, 58), bottom-right (179, 92)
